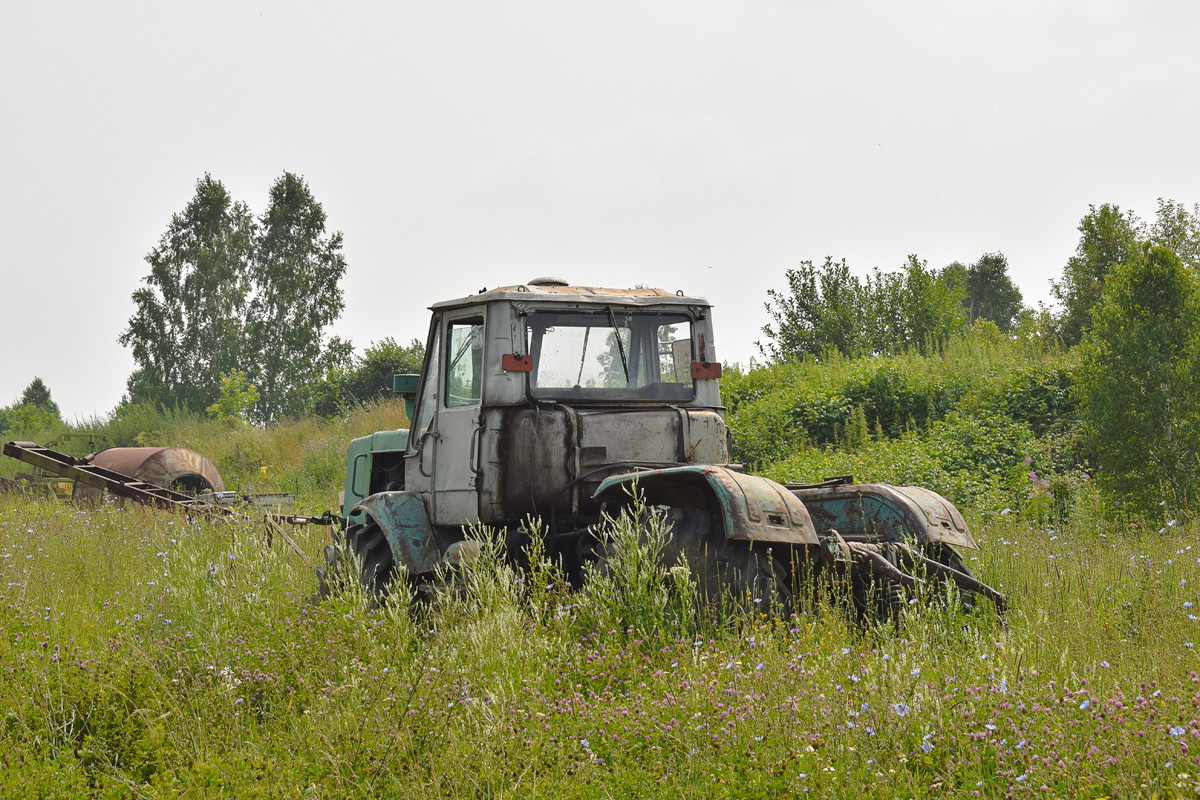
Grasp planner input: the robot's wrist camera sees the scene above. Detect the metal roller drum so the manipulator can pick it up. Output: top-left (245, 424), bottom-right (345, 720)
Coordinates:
top-left (72, 447), bottom-right (225, 504)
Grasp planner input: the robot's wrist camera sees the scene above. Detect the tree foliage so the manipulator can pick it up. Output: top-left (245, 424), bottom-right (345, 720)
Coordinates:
top-left (119, 173), bottom-right (349, 421)
top-left (758, 256), bottom-right (966, 361)
top-left (1052, 204), bottom-right (1141, 346)
top-left (0, 378), bottom-right (63, 437)
top-left (119, 175), bottom-right (254, 411)
top-left (1076, 243), bottom-right (1200, 516)
top-left (206, 370), bottom-right (260, 425)
top-left (312, 337), bottom-right (426, 417)
top-left (247, 173), bottom-right (351, 421)
top-left (18, 378), bottom-right (59, 417)
top-left (964, 252), bottom-right (1024, 332)
top-left (1147, 198), bottom-right (1200, 269)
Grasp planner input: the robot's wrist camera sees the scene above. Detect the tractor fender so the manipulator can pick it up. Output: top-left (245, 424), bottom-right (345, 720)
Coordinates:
top-left (789, 482), bottom-right (978, 550)
top-left (593, 465), bottom-right (819, 547)
top-left (351, 491), bottom-right (442, 575)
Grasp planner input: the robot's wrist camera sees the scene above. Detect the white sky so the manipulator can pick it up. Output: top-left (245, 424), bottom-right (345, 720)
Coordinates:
top-left (3, 0), bottom-right (1198, 420)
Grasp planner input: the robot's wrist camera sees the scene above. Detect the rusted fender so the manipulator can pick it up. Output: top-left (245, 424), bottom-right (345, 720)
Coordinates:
top-left (789, 481), bottom-right (978, 550)
top-left (352, 491), bottom-right (442, 575)
top-left (593, 466), bottom-right (819, 547)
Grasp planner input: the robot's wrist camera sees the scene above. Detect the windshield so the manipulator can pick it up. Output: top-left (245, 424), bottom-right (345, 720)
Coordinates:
top-left (526, 309), bottom-right (694, 401)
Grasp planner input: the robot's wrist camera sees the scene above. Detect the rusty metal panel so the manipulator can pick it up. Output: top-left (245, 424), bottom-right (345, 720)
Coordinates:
top-left (501, 407), bottom-right (574, 517)
top-left (432, 283), bottom-right (711, 312)
top-left (578, 409), bottom-right (681, 466)
top-left (789, 482), bottom-right (977, 550)
top-left (352, 491), bottom-right (441, 575)
top-left (594, 465), bottom-right (819, 546)
top-left (74, 447), bottom-right (224, 505)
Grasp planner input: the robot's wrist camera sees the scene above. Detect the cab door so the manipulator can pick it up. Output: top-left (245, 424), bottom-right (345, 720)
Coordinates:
top-left (431, 313), bottom-right (485, 525)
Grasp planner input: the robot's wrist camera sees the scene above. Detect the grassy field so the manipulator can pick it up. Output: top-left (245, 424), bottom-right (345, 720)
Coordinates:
top-left (1, 488), bottom-right (1198, 798)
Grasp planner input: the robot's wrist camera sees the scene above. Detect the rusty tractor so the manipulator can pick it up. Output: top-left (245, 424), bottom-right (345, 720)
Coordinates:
top-left (321, 278), bottom-right (1006, 620)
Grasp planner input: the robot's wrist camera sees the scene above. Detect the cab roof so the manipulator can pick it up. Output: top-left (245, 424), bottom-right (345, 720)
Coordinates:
top-left (430, 279), bottom-right (711, 312)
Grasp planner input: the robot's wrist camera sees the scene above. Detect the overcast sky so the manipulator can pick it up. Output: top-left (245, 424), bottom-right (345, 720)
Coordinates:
top-left (2, 0), bottom-right (1198, 420)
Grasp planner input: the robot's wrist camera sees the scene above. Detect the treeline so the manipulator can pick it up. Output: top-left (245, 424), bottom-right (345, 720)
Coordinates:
top-left (749, 198), bottom-right (1200, 520)
top-left (758, 252), bottom-right (1025, 361)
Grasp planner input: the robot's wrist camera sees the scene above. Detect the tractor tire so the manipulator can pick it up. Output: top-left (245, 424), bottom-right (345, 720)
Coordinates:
top-left (318, 521), bottom-right (395, 601)
top-left (927, 542), bottom-right (978, 612)
top-left (662, 508), bottom-right (792, 615)
top-left (850, 571), bottom-right (908, 628)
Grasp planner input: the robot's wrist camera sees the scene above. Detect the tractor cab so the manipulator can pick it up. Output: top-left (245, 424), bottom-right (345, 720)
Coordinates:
top-left (390, 278), bottom-right (729, 530)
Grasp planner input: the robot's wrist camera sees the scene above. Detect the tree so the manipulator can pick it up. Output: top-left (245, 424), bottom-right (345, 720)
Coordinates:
top-left (118, 174), bottom-right (254, 410)
top-left (896, 255), bottom-right (967, 354)
top-left (19, 377), bottom-right (59, 418)
top-left (1148, 198), bottom-right (1200, 269)
top-left (247, 172), bottom-right (351, 421)
top-left (312, 337), bottom-right (426, 416)
top-left (1076, 243), bottom-right (1200, 516)
top-left (119, 172), bottom-right (350, 421)
top-left (964, 252), bottom-right (1024, 332)
top-left (1052, 204), bottom-right (1140, 345)
top-left (206, 369), bottom-right (260, 425)
top-left (0, 378), bottom-right (63, 436)
top-left (758, 257), bottom-right (868, 360)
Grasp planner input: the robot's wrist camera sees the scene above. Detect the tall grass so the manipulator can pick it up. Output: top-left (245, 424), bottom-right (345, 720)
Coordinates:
top-left (2, 488), bottom-right (1198, 797)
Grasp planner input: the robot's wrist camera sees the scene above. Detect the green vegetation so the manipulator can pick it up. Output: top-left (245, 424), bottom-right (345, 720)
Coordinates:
top-left (119, 172), bottom-right (352, 422)
top-left (2, 487), bottom-right (1198, 796)
top-left (1076, 243), bottom-right (1200, 517)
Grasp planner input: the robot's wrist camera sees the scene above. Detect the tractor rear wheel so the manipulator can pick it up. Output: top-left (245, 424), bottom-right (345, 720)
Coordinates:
top-left (927, 542), bottom-right (977, 612)
top-left (662, 507), bottom-right (792, 615)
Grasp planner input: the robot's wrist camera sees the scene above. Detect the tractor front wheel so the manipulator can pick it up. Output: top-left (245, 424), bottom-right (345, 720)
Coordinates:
top-left (318, 521), bottom-right (396, 601)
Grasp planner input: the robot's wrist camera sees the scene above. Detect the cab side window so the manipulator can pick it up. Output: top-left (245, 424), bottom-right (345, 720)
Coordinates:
top-left (446, 318), bottom-right (484, 407)
top-left (412, 324), bottom-right (441, 436)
